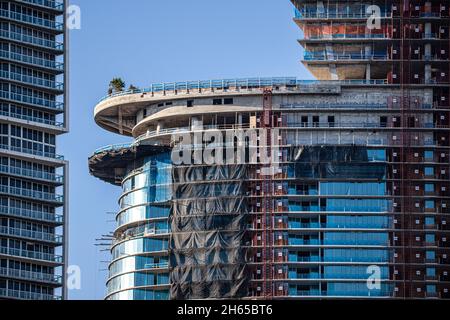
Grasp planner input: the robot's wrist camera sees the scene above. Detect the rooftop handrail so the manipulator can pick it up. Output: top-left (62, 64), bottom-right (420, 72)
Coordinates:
top-left (98, 77), bottom-right (390, 103)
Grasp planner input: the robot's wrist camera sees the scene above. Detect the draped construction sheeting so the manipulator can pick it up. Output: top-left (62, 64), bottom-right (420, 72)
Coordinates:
top-left (169, 164), bottom-right (251, 300)
top-left (289, 145), bottom-right (386, 180)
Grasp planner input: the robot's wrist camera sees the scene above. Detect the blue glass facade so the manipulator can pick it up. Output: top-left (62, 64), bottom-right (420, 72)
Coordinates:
top-left (107, 153), bottom-right (171, 300)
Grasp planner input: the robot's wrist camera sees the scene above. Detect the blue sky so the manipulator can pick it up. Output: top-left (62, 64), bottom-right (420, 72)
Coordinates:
top-left (64, 0), bottom-right (312, 300)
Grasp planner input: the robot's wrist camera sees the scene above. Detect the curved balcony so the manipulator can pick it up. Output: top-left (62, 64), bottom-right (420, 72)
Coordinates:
top-left (94, 143), bottom-right (133, 155)
top-left (16, 0), bottom-right (64, 12)
top-left (0, 288), bottom-right (61, 300)
top-left (0, 70), bottom-right (64, 92)
top-left (0, 205), bottom-right (63, 225)
top-left (0, 246), bottom-right (63, 264)
top-left (0, 226), bottom-right (63, 244)
top-left (0, 49), bottom-right (64, 72)
top-left (0, 9), bottom-right (64, 32)
top-left (0, 267), bottom-right (62, 284)
top-left (0, 185), bottom-right (63, 203)
top-left (0, 90), bottom-right (64, 111)
top-left (0, 143), bottom-right (64, 161)
top-left (0, 30), bottom-right (64, 52)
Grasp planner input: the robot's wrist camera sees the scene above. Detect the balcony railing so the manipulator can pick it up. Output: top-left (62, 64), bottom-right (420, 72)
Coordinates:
top-left (0, 109), bottom-right (64, 128)
top-left (0, 226), bottom-right (63, 244)
top-left (0, 246), bottom-right (63, 263)
top-left (0, 70), bottom-right (64, 91)
top-left (305, 34), bottom-right (388, 40)
top-left (0, 49), bottom-right (64, 71)
top-left (0, 90), bottom-right (64, 110)
top-left (0, 9), bottom-right (63, 31)
top-left (295, 11), bottom-right (392, 19)
top-left (0, 267), bottom-right (62, 284)
top-left (0, 164), bottom-right (63, 183)
top-left (0, 30), bottom-right (64, 51)
top-left (0, 144), bottom-right (64, 160)
top-left (0, 205), bottom-right (63, 224)
top-left (304, 53), bottom-right (388, 61)
top-left (16, 0), bottom-right (64, 12)
top-left (0, 185), bottom-right (63, 203)
top-left (0, 288), bottom-right (61, 300)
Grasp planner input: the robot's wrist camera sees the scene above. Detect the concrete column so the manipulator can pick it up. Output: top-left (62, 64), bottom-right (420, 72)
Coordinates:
top-left (365, 45), bottom-right (372, 59)
top-left (425, 44), bottom-right (432, 60)
top-left (425, 23), bottom-right (432, 37)
top-left (425, 64), bottom-right (432, 84)
top-left (366, 64), bottom-right (371, 81)
top-left (317, 1), bottom-right (325, 16)
top-left (156, 121), bottom-right (163, 133)
top-left (326, 44), bottom-right (334, 60)
top-left (192, 116), bottom-right (203, 130)
top-left (329, 64), bottom-right (338, 80)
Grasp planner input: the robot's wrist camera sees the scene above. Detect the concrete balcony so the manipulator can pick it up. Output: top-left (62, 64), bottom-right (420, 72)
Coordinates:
top-left (0, 205), bottom-right (63, 225)
top-left (0, 70), bottom-right (64, 92)
top-left (0, 267), bottom-right (62, 285)
top-left (0, 49), bottom-right (64, 73)
top-left (0, 246), bottom-right (63, 264)
top-left (16, 0), bottom-right (64, 12)
top-left (0, 185), bottom-right (64, 204)
top-left (0, 30), bottom-right (64, 52)
top-left (0, 288), bottom-right (61, 300)
top-left (0, 143), bottom-right (64, 161)
top-left (0, 9), bottom-right (63, 32)
top-left (0, 90), bottom-right (64, 111)
top-left (0, 226), bottom-right (63, 244)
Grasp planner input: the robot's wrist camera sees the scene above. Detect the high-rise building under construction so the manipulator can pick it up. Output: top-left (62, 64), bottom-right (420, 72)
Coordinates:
top-left (89, 0), bottom-right (450, 300)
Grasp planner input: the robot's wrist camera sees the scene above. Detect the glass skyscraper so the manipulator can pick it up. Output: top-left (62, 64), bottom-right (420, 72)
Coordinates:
top-left (0, 0), bottom-right (68, 300)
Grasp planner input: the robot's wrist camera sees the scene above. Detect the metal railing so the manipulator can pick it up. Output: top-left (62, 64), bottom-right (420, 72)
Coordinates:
top-left (16, 0), bottom-right (64, 11)
top-left (0, 246), bottom-right (63, 263)
top-left (304, 53), bottom-right (388, 61)
top-left (0, 267), bottom-right (62, 284)
top-left (98, 77), bottom-right (389, 102)
top-left (0, 70), bottom-right (64, 91)
top-left (0, 109), bottom-right (64, 127)
top-left (0, 288), bottom-right (61, 300)
top-left (0, 185), bottom-right (64, 203)
top-left (0, 205), bottom-right (63, 224)
top-left (0, 30), bottom-right (64, 51)
top-left (0, 90), bottom-right (64, 110)
top-left (0, 143), bottom-right (64, 160)
top-left (0, 9), bottom-right (63, 31)
top-left (306, 34), bottom-right (388, 40)
top-left (0, 164), bottom-right (63, 183)
top-left (0, 49), bottom-right (64, 71)
top-left (0, 226), bottom-right (63, 243)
